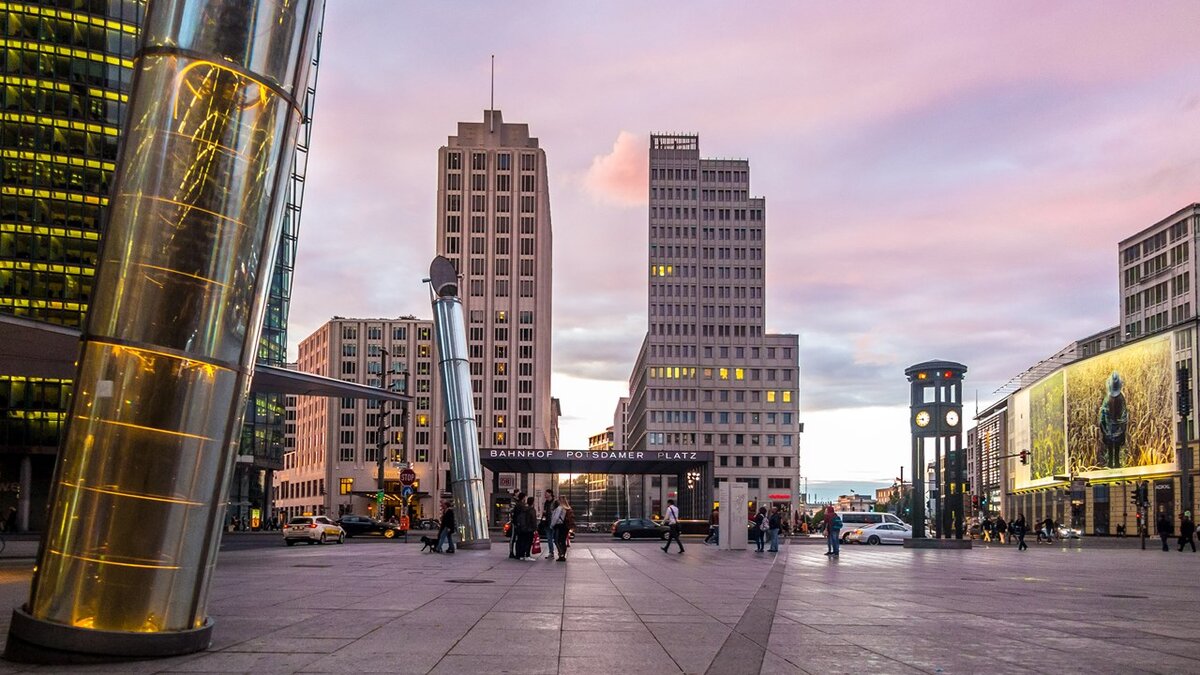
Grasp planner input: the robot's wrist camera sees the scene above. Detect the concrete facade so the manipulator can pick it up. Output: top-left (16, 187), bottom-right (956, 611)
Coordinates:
top-left (624, 135), bottom-right (801, 520)
top-left (1120, 204), bottom-right (1199, 341)
top-left (435, 110), bottom-right (558, 524)
top-left (275, 317), bottom-right (440, 522)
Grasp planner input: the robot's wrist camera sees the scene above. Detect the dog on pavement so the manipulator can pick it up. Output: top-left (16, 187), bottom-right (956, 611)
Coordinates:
top-left (420, 535), bottom-right (438, 552)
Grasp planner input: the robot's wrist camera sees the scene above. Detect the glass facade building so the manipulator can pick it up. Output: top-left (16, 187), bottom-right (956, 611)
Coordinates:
top-left (0, 1), bottom-right (321, 531)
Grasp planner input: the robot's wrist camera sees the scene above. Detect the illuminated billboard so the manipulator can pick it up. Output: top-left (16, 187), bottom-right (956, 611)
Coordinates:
top-left (1013, 334), bottom-right (1174, 489)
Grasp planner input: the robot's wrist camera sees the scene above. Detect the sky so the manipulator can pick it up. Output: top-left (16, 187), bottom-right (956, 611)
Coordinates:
top-left (287, 2), bottom-right (1200, 486)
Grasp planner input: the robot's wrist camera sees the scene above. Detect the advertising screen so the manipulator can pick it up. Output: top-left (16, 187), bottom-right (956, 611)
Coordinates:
top-left (1012, 334), bottom-right (1174, 489)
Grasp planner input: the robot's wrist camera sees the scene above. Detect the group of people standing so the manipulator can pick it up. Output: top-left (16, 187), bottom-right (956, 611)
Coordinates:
top-left (752, 505), bottom-right (784, 553)
top-left (978, 515), bottom-right (1009, 543)
top-left (509, 489), bottom-right (574, 562)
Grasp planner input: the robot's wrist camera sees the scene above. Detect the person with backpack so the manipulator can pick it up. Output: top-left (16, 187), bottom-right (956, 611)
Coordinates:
top-left (996, 515), bottom-right (1009, 544)
top-left (1014, 513), bottom-right (1028, 551)
top-left (753, 506), bottom-right (768, 552)
top-left (541, 489), bottom-right (557, 560)
top-left (514, 496), bottom-right (537, 561)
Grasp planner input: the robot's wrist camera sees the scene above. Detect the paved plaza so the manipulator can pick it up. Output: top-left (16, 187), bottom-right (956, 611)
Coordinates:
top-left (0, 536), bottom-right (1197, 674)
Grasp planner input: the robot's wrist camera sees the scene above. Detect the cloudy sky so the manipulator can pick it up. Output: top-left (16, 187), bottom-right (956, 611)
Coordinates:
top-left (288, 2), bottom-right (1200, 484)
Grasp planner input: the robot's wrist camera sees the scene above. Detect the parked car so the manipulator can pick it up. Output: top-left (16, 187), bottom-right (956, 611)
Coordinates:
top-left (416, 518), bottom-right (441, 530)
top-left (612, 518), bottom-right (670, 540)
top-left (336, 514), bottom-right (404, 539)
top-left (846, 522), bottom-right (913, 545)
top-left (284, 516), bottom-right (344, 546)
top-left (837, 512), bottom-right (907, 542)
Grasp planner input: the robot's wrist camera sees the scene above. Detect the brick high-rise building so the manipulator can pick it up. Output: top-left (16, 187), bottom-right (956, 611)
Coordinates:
top-left (435, 110), bottom-right (557, 523)
top-left (625, 134), bottom-right (801, 519)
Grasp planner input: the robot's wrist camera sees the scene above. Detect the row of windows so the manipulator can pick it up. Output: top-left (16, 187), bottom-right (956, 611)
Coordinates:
top-left (718, 456), bottom-right (795, 470)
top-left (444, 172), bottom-right (538, 193)
top-left (446, 150), bottom-right (537, 172)
top-left (279, 478), bottom-right (324, 500)
top-left (647, 432), bottom-right (795, 447)
top-left (649, 410), bottom-right (796, 426)
top-left (442, 215), bottom-right (537, 236)
top-left (2, 81), bottom-right (125, 126)
top-left (649, 344), bottom-right (792, 361)
top-left (442, 193), bottom-right (538, 215)
top-left (649, 365), bottom-right (794, 382)
top-left (652, 323), bottom-right (762, 339)
top-left (649, 387), bottom-right (796, 406)
top-left (443, 235), bottom-right (536, 256)
top-left (2, 119), bottom-right (120, 160)
top-left (340, 325), bottom-right (431, 341)
top-left (649, 245), bottom-right (763, 262)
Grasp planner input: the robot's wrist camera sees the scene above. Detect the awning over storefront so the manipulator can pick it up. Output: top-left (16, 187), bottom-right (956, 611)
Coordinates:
top-left (0, 314), bottom-right (409, 403)
top-left (479, 448), bottom-right (712, 474)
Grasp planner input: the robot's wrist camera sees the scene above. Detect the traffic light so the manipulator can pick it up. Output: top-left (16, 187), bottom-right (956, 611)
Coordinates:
top-left (971, 495), bottom-right (979, 509)
top-left (1131, 488), bottom-right (1141, 506)
top-left (1019, 450), bottom-right (1028, 465)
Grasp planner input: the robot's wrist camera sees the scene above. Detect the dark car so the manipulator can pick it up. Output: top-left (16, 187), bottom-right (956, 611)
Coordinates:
top-left (612, 518), bottom-right (670, 540)
top-left (416, 518), bottom-right (441, 530)
top-left (336, 514), bottom-right (404, 539)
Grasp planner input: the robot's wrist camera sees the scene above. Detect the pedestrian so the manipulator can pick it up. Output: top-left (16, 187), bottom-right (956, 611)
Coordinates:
top-left (981, 517), bottom-right (992, 542)
top-left (551, 497), bottom-right (573, 561)
top-left (515, 496), bottom-right (537, 561)
top-left (508, 491), bottom-right (525, 559)
top-left (1178, 511), bottom-right (1195, 552)
top-left (661, 499), bottom-right (684, 554)
top-left (827, 508), bottom-right (843, 557)
top-left (1014, 513), bottom-right (1028, 551)
top-left (436, 501), bottom-right (457, 553)
top-left (1157, 509), bottom-right (1173, 552)
top-left (767, 506), bottom-right (782, 553)
top-left (996, 516), bottom-right (1008, 544)
top-left (704, 507), bottom-right (719, 545)
top-left (541, 489), bottom-right (557, 560)
top-left (754, 507), bottom-right (768, 552)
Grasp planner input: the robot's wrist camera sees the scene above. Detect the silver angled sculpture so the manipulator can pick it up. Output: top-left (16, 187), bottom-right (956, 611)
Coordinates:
top-left (428, 256), bottom-right (491, 548)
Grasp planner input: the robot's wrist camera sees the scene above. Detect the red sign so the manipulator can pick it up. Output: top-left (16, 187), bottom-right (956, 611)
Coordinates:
top-left (399, 468), bottom-right (417, 486)
top-left (768, 494), bottom-right (791, 500)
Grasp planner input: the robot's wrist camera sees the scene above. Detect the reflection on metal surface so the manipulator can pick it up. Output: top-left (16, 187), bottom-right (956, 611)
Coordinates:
top-left (10, 0), bottom-right (325, 657)
top-left (430, 256), bottom-right (490, 549)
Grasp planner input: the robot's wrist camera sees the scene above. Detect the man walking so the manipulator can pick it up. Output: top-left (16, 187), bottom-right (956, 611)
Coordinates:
top-left (662, 499), bottom-right (684, 554)
top-left (1014, 513), bottom-right (1028, 551)
top-left (1157, 508), bottom-right (1173, 552)
top-left (436, 501), bottom-right (456, 553)
top-left (1179, 511), bottom-right (1196, 552)
top-left (823, 505), bottom-right (842, 556)
top-left (704, 507), bottom-right (719, 545)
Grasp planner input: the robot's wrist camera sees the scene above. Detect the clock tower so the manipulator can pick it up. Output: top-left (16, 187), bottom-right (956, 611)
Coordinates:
top-left (905, 360), bottom-right (967, 540)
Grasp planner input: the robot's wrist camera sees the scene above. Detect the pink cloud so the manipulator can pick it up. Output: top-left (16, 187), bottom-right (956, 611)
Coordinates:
top-left (584, 131), bottom-right (648, 206)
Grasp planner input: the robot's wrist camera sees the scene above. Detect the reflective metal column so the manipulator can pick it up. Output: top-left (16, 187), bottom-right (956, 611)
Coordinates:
top-left (7, 0), bottom-right (323, 660)
top-left (429, 257), bottom-right (491, 549)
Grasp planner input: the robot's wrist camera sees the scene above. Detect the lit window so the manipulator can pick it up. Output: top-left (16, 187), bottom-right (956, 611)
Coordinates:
top-left (719, 368), bottom-right (729, 380)
top-left (783, 391), bottom-right (792, 403)
top-left (767, 391), bottom-right (777, 402)
top-left (339, 477), bottom-right (353, 495)
top-left (735, 368), bottom-right (744, 380)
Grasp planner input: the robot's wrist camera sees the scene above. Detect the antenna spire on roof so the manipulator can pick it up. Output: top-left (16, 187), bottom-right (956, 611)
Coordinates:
top-left (489, 54), bottom-right (495, 133)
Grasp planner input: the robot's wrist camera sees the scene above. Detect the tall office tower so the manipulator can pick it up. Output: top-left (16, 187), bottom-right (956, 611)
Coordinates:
top-left (1119, 204), bottom-right (1199, 342)
top-left (0, 4), bottom-right (324, 530)
top-left (436, 110), bottom-right (557, 524)
top-left (625, 135), bottom-right (801, 520)
top-left (277, 317), bottom-right (439, 522)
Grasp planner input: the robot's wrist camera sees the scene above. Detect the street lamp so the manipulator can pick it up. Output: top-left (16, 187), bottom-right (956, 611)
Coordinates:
top-left (375, 348), bottom-right (409, 520)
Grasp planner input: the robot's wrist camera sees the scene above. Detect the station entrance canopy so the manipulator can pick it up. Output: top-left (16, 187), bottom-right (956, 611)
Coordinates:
top-left (480, 448), bottom-right (712, 474)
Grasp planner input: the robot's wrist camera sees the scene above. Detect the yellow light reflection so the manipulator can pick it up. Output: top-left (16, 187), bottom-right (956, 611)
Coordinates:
top-left (46, 549), bottom-right (180, 571)
top-left (59, 481), bottom-right (203, 507)
top-left (133, 262), bottom-right (230, 290)
top-left (78, 417), bottom-right (217, 442)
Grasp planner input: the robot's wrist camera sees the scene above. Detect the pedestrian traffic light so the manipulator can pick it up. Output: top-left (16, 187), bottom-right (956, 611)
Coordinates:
top-left (971, 495), bottom-right (979, 509)
top-left (1019, 450), bottom-right (1028, 465)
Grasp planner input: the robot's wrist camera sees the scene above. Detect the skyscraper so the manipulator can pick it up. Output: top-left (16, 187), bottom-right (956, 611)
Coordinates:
top-left (625, 134), bottom-right (800, 519)
top-left (0, 3), bottom-right (323, 530)
top-left (435, 110), bottom-right (557, 524)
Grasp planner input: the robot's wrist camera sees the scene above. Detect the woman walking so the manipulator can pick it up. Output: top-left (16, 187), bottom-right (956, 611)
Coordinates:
top-left (753, 506), bottom-right (768, 553)
top-left (551, 497), bottom-right (574, 562)
top-left (1014, 513), bottom-right (1028, 551)
top-left (514, 496), bottom-right (538, 561)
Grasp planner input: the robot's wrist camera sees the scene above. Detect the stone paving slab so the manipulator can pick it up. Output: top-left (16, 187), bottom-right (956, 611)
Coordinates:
top-left (0, 539), bottom-right (1196, 672)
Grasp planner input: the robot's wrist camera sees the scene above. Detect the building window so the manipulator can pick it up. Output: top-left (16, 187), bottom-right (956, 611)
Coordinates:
top-left (339, 477), bottom-right (353, 495)
top-left (339, 447), bottom-right (354, 462)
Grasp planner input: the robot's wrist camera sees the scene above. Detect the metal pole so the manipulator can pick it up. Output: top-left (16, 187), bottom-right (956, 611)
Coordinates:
top-left (377, 348), bottom-right (389, 502)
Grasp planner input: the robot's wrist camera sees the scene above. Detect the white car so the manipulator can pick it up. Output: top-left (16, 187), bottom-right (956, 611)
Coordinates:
top-left (846, 522), bottom-right (912, 545)
top-left (284, 516), bottom-right (345, 545)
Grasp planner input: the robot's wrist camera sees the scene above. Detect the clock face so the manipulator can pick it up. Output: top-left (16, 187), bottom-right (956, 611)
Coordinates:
top-left (945, 410), bottom-right (960, 427)
top-left (915, 410), bottom-right (931, 428)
